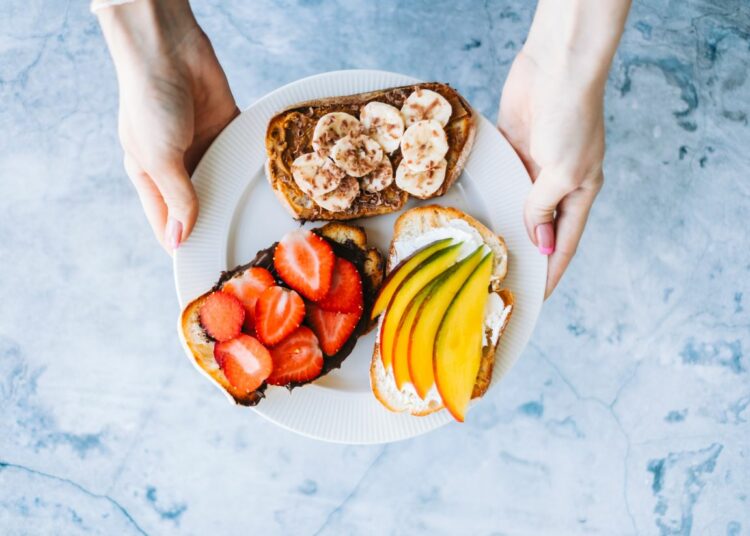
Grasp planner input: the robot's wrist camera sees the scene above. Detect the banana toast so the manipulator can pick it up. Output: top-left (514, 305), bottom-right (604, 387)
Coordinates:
top-left (265, 83), bottom-right (477, 221)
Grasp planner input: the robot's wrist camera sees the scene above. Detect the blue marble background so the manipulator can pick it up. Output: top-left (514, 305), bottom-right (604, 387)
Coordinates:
top-left (1, 0), bottom-right (748, 534)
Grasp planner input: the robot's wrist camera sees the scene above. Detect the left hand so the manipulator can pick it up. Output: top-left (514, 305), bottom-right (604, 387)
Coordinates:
top-left (498, 49), bottom-right (606, 298)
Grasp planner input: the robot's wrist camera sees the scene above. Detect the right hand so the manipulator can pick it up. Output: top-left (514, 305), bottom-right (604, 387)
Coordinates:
top-left (99, 0), bottom-right (239, 253)
top-left (498, 49), bottom-right (605, 298)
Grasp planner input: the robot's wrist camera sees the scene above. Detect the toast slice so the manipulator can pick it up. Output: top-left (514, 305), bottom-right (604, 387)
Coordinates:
top-left (180, 223), bottom-right (384, 406)
top-left (265, 83), bottom-right (477, 221)
top-left (369, 205), bottom-right (514, 416)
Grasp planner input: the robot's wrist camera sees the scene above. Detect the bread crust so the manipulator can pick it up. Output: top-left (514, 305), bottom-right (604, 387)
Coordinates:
top-left (370, 205), bottom-right (514, 416)
top-left (179, 223), bottom-right (384, 405)
top-left (265, 83), bottom-right (476, 221)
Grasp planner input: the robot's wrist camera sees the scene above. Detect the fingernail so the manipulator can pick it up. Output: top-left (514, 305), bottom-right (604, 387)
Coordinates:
top-left (535, 222), bottom-right (555, 255)
top-left (166, 217), bottom-right (183, 250)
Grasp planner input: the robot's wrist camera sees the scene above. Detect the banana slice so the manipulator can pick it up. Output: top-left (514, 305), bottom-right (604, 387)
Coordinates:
top-left (330, 133), bottom-right (384, 177)
top-left (360, 102), bottom-right (404, 153)
top-left (290, 152), bottom-right (344, 196)
top-left (312, 112), bottom-right (361, 156)
top-left (360, 155), bottom-right (394, 193)
top-left (400, 120), bottom-right (448, 172)
top-left (401, 89), bottom-right (452, 127)
top-left (395, 159), bottom-right (447, 198)
top-left (312, 175), bottom-right (360, 212)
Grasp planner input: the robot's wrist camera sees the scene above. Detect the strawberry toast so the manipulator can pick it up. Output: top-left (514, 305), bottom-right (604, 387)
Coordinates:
top-left (180, 223), bottom-right (384, 405)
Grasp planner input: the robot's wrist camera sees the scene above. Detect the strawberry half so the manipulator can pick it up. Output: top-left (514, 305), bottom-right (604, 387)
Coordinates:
top-left (222, 267), bottom-right (276, 332)
top-left (199, 291), bottom-right (245, 342)
top-left (274, 229), bottom-right (334, 301)
top-left (306, 303), bottom-right (362, 356)
top-left (254, 286), bottom-right (306, 346)
top-left (214, 334), bottom-right (273, 393)
top-left (318, 257), bottom-right (363, 313)
top-left (267, 326), bottom-right (324, 385)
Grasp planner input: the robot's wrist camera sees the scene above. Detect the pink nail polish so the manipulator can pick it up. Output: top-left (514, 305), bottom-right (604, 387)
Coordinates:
top-left (166, 217), bottom-right (183, 250)
top-left (535, 222), bottom-right (555, 255)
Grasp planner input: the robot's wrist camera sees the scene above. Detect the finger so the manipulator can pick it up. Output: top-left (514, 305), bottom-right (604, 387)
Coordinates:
top-left (123, 154), bottom-right (171, 254)
top-left (544, 183), bottom-right (600, 298)
top-left (147, 156), bottom-right (199, 249)
top-left (523, 167), bottom-right (576, 253)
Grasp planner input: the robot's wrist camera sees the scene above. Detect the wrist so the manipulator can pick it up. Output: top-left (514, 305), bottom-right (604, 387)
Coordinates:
top-left (97, 0), bottom-right (198, 67)
top-left (522, 0), bottom-right (630, 90)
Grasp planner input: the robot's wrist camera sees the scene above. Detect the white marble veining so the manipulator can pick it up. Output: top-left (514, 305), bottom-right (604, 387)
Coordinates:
top-left (1, 1), bottom-right (748, 534)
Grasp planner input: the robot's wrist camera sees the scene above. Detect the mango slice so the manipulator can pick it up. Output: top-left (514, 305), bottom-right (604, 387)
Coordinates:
top-left (371, 238), bottom-right (454, 320)
top-left (380, 243), bottom-right (462, 370)
top-left (407, 245), bottom-right (485, 398)
top-left (434, 252), bottom-right (493, 421)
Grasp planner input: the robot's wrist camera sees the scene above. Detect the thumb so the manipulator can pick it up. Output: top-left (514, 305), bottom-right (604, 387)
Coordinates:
top-left (149, 157), bottom-right (199, 250)
top-left (523, 168), bottom-right (574, 256)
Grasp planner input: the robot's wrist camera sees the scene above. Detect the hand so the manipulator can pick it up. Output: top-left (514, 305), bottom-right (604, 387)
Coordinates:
top-left (497, 0), bottom-right (629, 297)
top-left (498, 50), bottom-right (605, 298)
top-left (98, 1), bottom-right (238, 253)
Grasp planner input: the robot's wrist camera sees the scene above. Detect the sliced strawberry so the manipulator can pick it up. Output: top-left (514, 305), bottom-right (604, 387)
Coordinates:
top-left (267, 326), bottom-right (324, 385)
top-left (199, 291), bottom-right (245, 342)
top-left (306, 303), bottom-right (362, 356)
top-left (222, 267), bottom-right (276, 332)
top-left (318, 257), bottom-right (364, 313)
top-left (274, 229), bottom-right (334, 301)
top-left (213, 343), bottom-right (227, 369)
top-left (215, 335), bottom-right (273, 393)
top-left (254, 286), bottom-right (306, 346)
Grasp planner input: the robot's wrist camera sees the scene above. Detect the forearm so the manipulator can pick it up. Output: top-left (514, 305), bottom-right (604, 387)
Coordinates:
top-left (96, 0), bottom-right (198, 74)
top-left (523, 0), bottom-right (631, 89)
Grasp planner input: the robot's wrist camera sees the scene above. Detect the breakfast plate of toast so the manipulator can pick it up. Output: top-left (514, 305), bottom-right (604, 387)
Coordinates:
top-left (174, 70), bottom-right (546, 443)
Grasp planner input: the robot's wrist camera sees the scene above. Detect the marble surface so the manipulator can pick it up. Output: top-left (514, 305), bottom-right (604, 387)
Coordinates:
top-left (1, 0), bottom-right (748, 534)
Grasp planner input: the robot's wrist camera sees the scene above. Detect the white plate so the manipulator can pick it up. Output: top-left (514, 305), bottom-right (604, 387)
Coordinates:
top-left (174, 70), bottom-right (546, 444)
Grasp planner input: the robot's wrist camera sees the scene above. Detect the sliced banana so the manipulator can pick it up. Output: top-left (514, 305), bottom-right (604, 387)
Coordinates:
top-left (395, 158), bottom-right (447, 198)
top-left (400, 120), bottom-right (448, 172)
top-left (360, 155), bottom-right (394, 193)
top-left (312, 175), bottom-right (360, 212)
top-left (401, 89), bottom-right (452, 127)
top-left (290, 152), bottom-right (344, 196)
top-left (360, 102), bottom-right (404, 153)
top-left (312, 112), bottom-right (361, 156)
top-left (330, 133), bottom-right (384, 177)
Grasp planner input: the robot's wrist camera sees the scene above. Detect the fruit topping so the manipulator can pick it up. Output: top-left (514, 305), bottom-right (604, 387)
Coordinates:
top-left (307, 303), bottom-right (362, 356)
top-left (267, 326), bottom-right (324, 385)
top-left (371, 237), bottom-right (454, 319)
top-left (400, 120), bottom-right (448, 172)
top-left (379, 243), bottom-right (462, 370)
top-left (312, 112), bottom-right (361, 156)
top-left (434, 253), bottom-right (493, 422)
top-left (222, 266), bottom-right (276, 332)
top-left (400, 88), bottom-right (452, 128)
top-left (360, 101), bottom-right (404, 153)
top-left (290, 152), bottom-right (345, 197)
top-left (360, 154), bottom-right (394, 193)
top-left (331, 133), bottom-right (383, 177)
top-left (254, 286), bottom-right (305, 346)
top-left (199, 291), bottom-right (245, 342)
top-left (312, 175), bottom-right (360, 213)
top-left (408, 246), bottom-right (485, 398)
top-left (318, 257), bottom-right (363, 313)
top-left (274, 229), bottom-right (335, 301)
top-left (395, 158), bottom-right (447, 199)
top-left (215, 334), bottom-right (273, 393)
